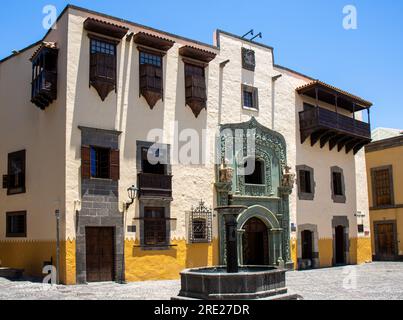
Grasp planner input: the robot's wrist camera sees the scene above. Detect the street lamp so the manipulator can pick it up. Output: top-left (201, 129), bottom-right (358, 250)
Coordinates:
top-left (126, 185), bottom-right (138, 210)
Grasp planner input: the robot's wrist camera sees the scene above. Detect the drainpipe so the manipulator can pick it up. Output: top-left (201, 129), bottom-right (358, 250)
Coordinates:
top-left (55, 209), bottom-right (60, 285)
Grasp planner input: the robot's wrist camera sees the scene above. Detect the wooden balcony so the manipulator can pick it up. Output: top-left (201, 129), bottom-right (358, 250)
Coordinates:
top-left (31, 70), bottom-right (57, 110)
top-left (299, 107), bottom-right (371, 154)
top-left (138, 173), bottom-right (173, 199)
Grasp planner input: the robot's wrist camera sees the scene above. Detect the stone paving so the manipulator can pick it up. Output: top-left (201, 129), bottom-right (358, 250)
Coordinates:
top-left (0, 262), bottom-right (402, 300)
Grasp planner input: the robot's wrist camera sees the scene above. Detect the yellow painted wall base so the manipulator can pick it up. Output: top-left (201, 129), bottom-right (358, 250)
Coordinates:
top-left (290, 239), bottom-right (297, 269)
top-left (0, 240), bottom-right (76, 285)
top-left (124, 238), bottom-right (219, 282)
top-left (0, 240), bottom-right (56, 279)
top-left (350, 238), bottom-right (372, 264)
top-left (318, 238), bottom-right (333, 267)
top-left (0, 236), bottom-right (371, 284)
top-left (60, 239), bottom-right (76, 285)
top-left (294, 237), bottom-right (373, 270)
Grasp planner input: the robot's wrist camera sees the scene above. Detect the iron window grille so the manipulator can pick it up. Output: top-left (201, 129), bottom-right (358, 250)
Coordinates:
top-left (189, 200), bottom-right (212, 243)
top-left (144, 207), bottom-right (167, 246)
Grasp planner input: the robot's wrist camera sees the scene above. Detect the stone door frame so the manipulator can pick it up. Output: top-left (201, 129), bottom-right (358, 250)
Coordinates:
top-left (237, 205), bottom-right (282, 266)
top-left (297, 224), bottom-right (320, 269)
top-left (332, 216), bottom-right (350, 266)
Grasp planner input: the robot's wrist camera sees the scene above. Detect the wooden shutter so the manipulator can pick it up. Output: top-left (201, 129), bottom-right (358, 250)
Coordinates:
top-left (110, 149), bottom-right (120, 181)
top-left (81, 146), bottom-right (91, 179)
top-left (2, 175), bottom-right (8, 189)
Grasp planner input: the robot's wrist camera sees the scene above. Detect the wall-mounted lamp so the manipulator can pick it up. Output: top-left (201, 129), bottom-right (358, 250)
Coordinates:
top-left (126, 185), bottom-right (139, 210)
top-left (242, 29), bottom-right (254, 38)
top-left (250, 32), bottom-right (262, 41)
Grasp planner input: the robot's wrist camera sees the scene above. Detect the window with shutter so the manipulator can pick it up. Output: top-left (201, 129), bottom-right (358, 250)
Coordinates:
top-left (110, 149), bottom-right (120, 181)
top-left (373, 167), bottom-right (393, 207)
top-left (31, 45), bottom-right (58, 110)
top-left (139, 50), bottom-right (163, 109)
top-left (331, 166), bottom-right (346, 203)
top-left (297, 165), bottom-right (315, 200)
top-left (184, 63), bottom-right (207, 118)
top-left (299, 170), bottom-right (311, 193)
top-left (333, 172), bottom-right (343, 195)
top-left (7, 150), bottom-right (26, 195)
top-left (81, 146), bottom-right (91, 179)
top-left (89, 37), bottom-right (117, 101)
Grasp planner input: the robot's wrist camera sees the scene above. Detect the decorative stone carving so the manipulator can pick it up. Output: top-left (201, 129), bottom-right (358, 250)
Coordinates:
top-left (281, 166), bottom-right (295, 191)
top-left (219, 161), bottom-right (234, 183)
top-left (242, 48), bottom-right (256, 71)
top-left (216, 117), bottom-right (293, 268)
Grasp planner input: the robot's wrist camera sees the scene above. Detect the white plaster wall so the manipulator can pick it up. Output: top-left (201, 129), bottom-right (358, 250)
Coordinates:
top-left (216, 32), bottom-right (366, 240)
top-left (64, 8), bottom-right (221, 240)
top-left (0, 14), bottom-right (68, 241)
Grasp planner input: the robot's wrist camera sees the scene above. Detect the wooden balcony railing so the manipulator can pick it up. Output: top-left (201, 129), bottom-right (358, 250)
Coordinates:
top-left (138, 173), bottom-right (173, 198)
top-left (31, 70), bottom-right (57, 109)
top-left (299, 107), bottom-right (371, 154)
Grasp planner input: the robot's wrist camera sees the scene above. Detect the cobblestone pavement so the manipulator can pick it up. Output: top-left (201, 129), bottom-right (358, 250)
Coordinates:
top-left (0, 262), bottom-right (402, 300)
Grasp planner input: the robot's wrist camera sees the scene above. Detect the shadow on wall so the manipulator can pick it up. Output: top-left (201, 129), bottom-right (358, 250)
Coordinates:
top-left (122, 39), bottom-right (166, 159)
top-left (174, 55), bottom-right (208, 166)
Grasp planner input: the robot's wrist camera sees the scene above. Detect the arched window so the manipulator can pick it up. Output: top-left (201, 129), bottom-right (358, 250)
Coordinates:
top-left (244, 158), bottom-right (265, 185)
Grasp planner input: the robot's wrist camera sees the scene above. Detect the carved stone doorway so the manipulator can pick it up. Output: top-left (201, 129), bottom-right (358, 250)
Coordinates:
top-left (242, 218), bottom-right (269, 265)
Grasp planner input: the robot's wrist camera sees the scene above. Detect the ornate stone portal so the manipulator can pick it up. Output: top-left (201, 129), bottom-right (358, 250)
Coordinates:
top-left (216, 117), bottom-right (294, 269)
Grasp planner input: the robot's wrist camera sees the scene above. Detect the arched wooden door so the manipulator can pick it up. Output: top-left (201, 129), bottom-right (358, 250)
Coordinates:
top-left (242, 218), bottom-right (269, 265)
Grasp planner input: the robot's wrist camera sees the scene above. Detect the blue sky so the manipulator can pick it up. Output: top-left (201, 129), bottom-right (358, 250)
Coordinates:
top-left (1, 0), bottom-right (402, 130)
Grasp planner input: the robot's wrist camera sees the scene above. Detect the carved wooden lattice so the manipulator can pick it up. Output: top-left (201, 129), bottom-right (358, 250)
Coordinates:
top-left (189, 200), bottom-right (212, 243)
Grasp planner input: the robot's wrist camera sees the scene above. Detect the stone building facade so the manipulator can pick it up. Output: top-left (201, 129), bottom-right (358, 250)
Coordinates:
top-left (0, 5), bottom-right (372, 284)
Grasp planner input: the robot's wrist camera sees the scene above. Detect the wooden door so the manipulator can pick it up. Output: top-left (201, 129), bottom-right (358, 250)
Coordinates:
top-left (335, 226), bottom-right (345, 265)
top-left (301, 230), bottom-right (313, 260)
top-left (242, 218), bottom-right (269, 265)
top-left (376, 223), bottom-right (397, 261)
top-left (86, 227), bottom-right (115, 282)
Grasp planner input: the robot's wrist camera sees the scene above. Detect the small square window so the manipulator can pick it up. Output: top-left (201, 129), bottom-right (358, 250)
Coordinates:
top-left (6, 212), bottom-right (27, 238)
top-left (242, 85), bottom-right (258, 110)
top-left (90, 146), bottom-right (110, 179)
top-left (357, 224), bottom-right (364, 233)
top-left (243, 91), bottom-right (253, 108)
